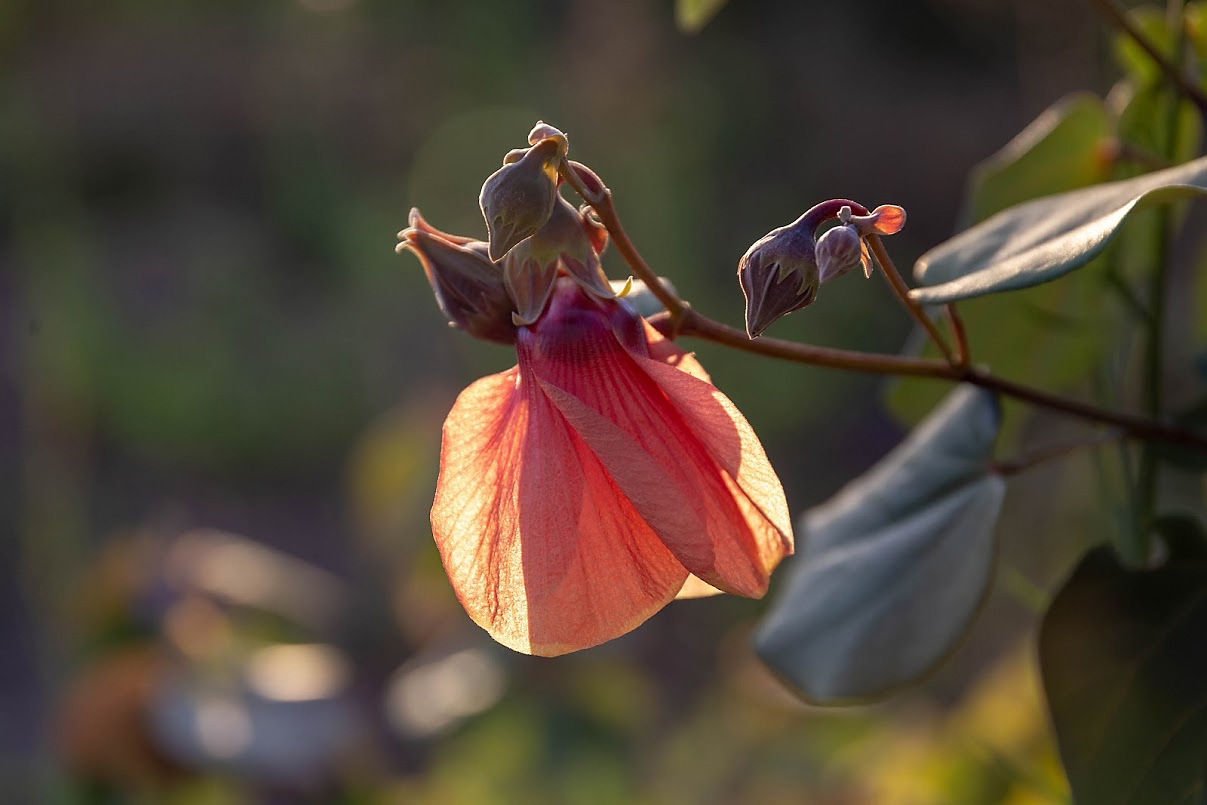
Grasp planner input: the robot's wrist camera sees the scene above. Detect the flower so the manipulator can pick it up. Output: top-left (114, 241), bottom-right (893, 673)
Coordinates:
top-left (430, 274), bottom-right (794, 655)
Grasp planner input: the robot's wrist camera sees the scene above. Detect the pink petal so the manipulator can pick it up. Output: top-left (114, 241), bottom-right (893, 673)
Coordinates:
top-left (524, 293), bottom-right (794, 597)
top-left (638, 356), bottom-right (795, 584)
top-left (870, 204), bottom-right (906, 235)
top-left (642, 320), bottom-right (711, 382)
top-left (431, 367), bottom-right (689, 656)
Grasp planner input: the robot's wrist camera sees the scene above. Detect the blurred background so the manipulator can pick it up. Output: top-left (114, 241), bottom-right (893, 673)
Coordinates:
top-left (0, 0), bottom-right (1160, 801)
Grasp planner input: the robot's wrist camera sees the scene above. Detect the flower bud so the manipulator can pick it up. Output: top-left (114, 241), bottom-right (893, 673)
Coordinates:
top-left (504, 195), bottom-right (614, 325)
top-left (815, 224), bottom-right (864, 283)
top-left (397, 209), bottom-right (516, 344)
top-left (738, 218), bottom-right (819, 339)
top-left (527, 121), bottom-right (569, 157)
top-left (479, 137), bottom-right (563, 262)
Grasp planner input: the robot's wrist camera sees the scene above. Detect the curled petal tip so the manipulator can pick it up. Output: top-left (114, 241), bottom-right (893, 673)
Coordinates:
top-left (871, 204), bottom-right (906, 234)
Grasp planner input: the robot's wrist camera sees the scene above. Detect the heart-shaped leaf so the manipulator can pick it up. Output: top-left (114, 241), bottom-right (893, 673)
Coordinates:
top-left (1040, 545), bottom-right (1207, 805)
top-left (910, 156), bottom-right (1207, 305)
top-left (755, 385), bottom-right (1004, 703)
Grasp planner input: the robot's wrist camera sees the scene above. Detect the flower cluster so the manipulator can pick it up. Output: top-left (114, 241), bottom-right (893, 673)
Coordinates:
top-left (397, 124), bottom-right (794, 655)
top-left (738, 201), bottom-right (906, 338)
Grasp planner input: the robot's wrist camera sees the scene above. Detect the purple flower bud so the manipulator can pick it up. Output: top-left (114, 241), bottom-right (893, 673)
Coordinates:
top-left (815, 224), bottom-right (864, 284)
top-left (738, 219), bottom-right (819, 339)
top-left (398, 209), bottom-right (517, 344)
top-left (479, 137), bottom-right (563, 262)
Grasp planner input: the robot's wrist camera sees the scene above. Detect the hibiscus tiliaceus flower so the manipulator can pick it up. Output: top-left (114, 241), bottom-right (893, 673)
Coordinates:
top-left (400, 135), bottom-right (794, 656)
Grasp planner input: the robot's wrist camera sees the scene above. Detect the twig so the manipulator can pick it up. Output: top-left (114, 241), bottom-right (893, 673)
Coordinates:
top-left (944, 304), bottom-right (970, 367)
top-left (1089, 0), bottom-right (1207, 116)
top-left (567, 165), bottom-right (1207, 454)
top-left (865, 233), bottom-right (957, 365)
top-left (992, 431), bottom-right (1127, 476)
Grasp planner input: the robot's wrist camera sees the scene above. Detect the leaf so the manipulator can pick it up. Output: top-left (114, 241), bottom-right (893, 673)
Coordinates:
top-left (960, 93), bottom-right (1112, 228)
top-left (1039, 546), bottom-right (1207, 805)
top-left (910, 155), bottom-right (1207, 305)
top-left (755, 385), bottom-right (1004, 703)
top-left (674, 0), bottom-right (727, 34)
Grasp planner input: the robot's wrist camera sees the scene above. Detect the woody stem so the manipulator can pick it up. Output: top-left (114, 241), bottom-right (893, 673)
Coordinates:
top-left (945, 304), bottom-right (971, 367)
top-left (557, 160), bottom-right (686, 324)
top-left (864, 233), bottom-right (958, 365)
top-left (568, 167), bottom-right (1207, 454)
top-left (991, 432), bottom-right (1128, 476)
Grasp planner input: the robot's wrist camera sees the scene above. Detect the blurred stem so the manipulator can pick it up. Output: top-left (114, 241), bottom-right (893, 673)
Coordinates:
top-left (1090, 0), bottom-right (1207, 117)
top-left (570, 163), bottom-right (1207, 453)
top-left (1132, 0), bottom-right (1188, 564)
top-left (1113, 139), bottom-right (1174, 172)
top-left (866, 234), bottom-right (958, 365)
top-left (992, 431), bottom-right (1127, 476)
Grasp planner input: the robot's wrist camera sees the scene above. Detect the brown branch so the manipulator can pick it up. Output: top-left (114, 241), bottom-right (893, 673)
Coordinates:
top-left (565, 163), bottom-right (1207, 454)
top-left (865, 233), bottom-right (957, 365)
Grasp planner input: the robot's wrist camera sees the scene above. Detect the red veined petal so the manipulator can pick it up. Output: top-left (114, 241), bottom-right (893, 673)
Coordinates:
top-left (637, 357), bottom-right (795, 578)
top-left (431, 366), bottom-right (689, 656)
top-left (523, 288), bottom-right (793, 597)
top-left (642, 319), bottom-right (710, 382)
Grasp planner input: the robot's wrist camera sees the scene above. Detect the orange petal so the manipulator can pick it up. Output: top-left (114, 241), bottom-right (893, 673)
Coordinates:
top-left (637, 357), bottom-right (794, 576)
top-left (431, 367), bottom-right (689, 656)
top-left (870, 204), bottom-right (906, 235)
top-left (525, 295), bottom-right (793, 597)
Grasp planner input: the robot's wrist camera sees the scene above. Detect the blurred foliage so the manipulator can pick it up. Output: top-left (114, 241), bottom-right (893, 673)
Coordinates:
top-left (3, 0), bottom-right (1202, 802)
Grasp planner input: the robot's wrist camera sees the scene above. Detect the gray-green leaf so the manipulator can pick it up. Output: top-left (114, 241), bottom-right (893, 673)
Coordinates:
top-left (1040, 545), bottom-right (1207, 805)
top-left (755, 385), bottom-right (1004, 703)
top-left (911, 156), bottom-right (1207, 305)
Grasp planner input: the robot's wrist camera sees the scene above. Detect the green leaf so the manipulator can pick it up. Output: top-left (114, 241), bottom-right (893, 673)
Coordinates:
top-left (961, 93), bottom-right (1112, 228)
top-left (1039, 546), bottom-right (1207, 805)
top-left (674, 0), bottom-right (727, 33)
top-left (910, 155), bottom-right (1207, 305)
top-left (755, 386), bottom-right (1004, 703)
top-left (1115, 82), bottom-right (1203, 167)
